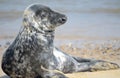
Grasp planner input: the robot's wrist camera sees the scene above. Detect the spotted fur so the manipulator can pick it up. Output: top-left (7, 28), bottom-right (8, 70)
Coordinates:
top-left (2, 4), bottom-right (119, 78)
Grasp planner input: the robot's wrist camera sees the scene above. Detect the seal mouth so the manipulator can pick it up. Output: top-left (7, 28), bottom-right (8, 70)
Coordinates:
top-left (44, 30), bottom-right (54, 33)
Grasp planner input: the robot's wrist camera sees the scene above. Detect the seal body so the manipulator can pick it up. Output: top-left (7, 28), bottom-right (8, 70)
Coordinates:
top-left (2, 4), bottom-right (119, 78)
top-left (2, 27), bottom-right (55, 77)
top-left (2, 4), bottom-right (67, 78)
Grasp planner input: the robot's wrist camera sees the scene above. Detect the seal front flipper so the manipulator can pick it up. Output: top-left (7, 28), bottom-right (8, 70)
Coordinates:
top-left (40, 65), bottom-right (68, 78)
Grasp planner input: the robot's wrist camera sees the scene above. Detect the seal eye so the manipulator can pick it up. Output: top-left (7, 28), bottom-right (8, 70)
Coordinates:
top-left (41, 12), bottom-right (47, 18)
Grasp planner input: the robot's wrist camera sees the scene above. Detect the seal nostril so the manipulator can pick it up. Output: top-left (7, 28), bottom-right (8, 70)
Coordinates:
top-left (59, 17), bottom-right (67, 24)
top-left (61, 18), bottom-right (66, 22)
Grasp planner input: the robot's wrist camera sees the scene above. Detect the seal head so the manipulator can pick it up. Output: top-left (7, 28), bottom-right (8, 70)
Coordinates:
top-left (23, 4), bottom-right (67, 32)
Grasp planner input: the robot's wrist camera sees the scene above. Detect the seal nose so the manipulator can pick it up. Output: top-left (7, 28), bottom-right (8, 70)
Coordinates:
top-left (58, 16), bottom-right (67, 24)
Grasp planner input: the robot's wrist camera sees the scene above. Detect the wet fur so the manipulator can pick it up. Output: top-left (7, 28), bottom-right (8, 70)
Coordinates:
top-left (1, 4), bottom-right (119, 78)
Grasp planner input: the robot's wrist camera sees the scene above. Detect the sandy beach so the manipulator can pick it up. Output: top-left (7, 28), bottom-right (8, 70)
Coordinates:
top-left (66, 69), bottom-right (120, 78)
top-left (0, 0), bottom-right (120, 78)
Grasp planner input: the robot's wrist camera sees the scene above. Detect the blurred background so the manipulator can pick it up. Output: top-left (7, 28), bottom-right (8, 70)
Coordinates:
top-left (0, 0), bottom-right (120, 46)
top-left (0, 0), bottom-right (120, 76)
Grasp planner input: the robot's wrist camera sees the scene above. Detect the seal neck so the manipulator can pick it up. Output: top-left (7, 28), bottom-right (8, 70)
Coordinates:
top-left (18, 26), bottom-right (55, 53)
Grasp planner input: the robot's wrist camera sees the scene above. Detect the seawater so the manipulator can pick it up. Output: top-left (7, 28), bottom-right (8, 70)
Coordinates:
top-left (0, 0), bottom-right (120, 40)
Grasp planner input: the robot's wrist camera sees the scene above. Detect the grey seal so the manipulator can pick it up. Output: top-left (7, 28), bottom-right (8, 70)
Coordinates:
top-left (1, 4), bottom-right (119, 78)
